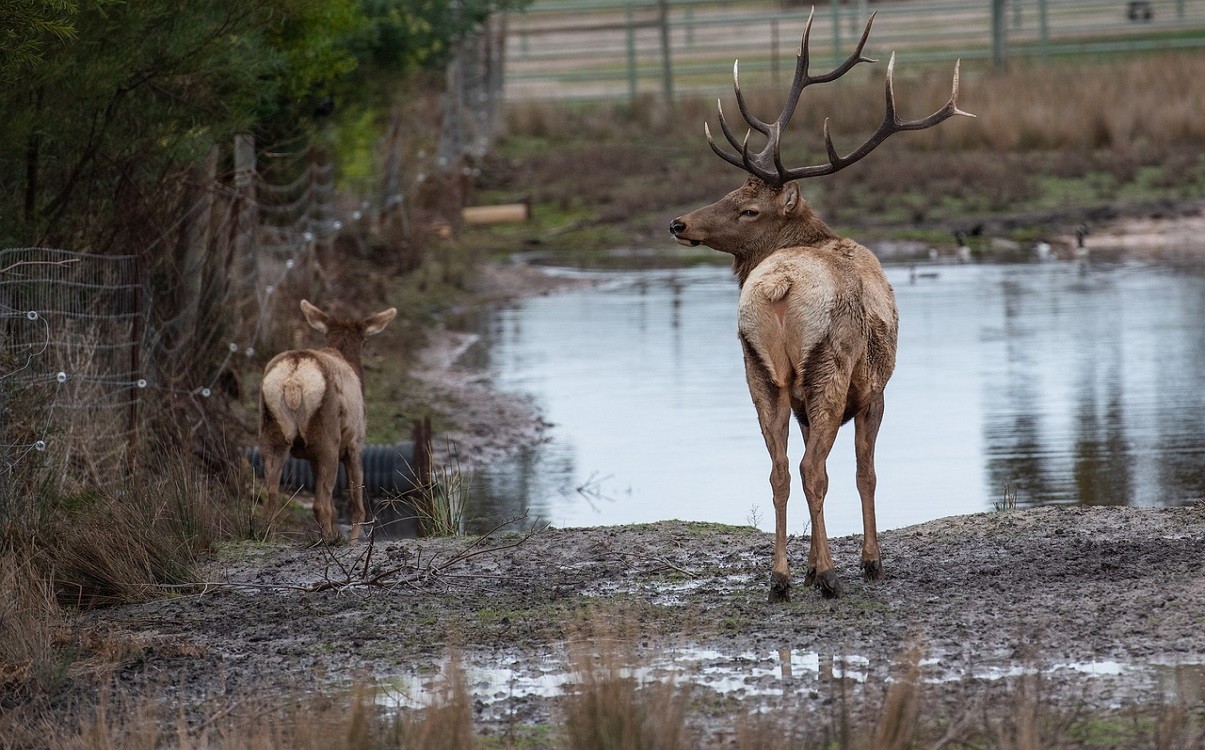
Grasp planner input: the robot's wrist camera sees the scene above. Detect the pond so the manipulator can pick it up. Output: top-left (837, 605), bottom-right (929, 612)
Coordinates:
top-left (462, 255), bottom-right (1204, 537)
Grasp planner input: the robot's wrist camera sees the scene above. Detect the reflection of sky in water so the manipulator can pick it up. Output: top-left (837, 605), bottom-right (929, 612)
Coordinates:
top-left (378, 646), bottom-right (1205, 711)
top-left (465, 260), bottom-right (1204, 536)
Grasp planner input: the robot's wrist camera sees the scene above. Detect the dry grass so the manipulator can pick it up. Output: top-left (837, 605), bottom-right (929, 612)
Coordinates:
top-left (46, 445), bottom-right (230, 609)
top-left (562, 634), bottom-right (694, 750)
top-left (0, 555), bottom-right (64, 704)
top-left (2, 635), bottom-right (1201, 749)
top-left (493, 52), bottom-right (1205, 253)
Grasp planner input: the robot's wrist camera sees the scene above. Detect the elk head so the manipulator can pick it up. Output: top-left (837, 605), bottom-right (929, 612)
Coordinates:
top-left (670, 9), bottom-right (974, 276)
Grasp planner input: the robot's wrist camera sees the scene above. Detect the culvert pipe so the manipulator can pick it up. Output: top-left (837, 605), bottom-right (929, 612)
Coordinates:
top-left (244, 442), bottom-right (424, 499)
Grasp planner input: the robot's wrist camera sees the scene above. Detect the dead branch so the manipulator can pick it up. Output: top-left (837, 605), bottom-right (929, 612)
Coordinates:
top-left (151, 514), bottom-right (546, 596)
top-left (596, 538), bottom-right (699, 579)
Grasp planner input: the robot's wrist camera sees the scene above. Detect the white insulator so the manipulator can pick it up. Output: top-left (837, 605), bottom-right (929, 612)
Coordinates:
top-left (303, 231), bottom-right (315, 243)
top-left (244, 347), bottom-right (255, 358)
top-left (265, 285), bottom-right (275, 295)
top-left (285, 259), bottom-right (295, 270)
top-left (26, 310), bottom-right (38, 321)
top-left (201, 388), bottom-right (212, 398)
top-left (34, 440), bottom-right (47, 452)
top-left (56, 372), bottom-right (67, 383)
top-left (136, 379), bottom-right (147, 389)
top-left (229, 342), bottom-right (239, 352)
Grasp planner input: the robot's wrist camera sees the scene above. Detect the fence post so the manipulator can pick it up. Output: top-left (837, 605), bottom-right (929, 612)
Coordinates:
top-left (175, 146), bottom-right (218, 347)
top-left (771, 19), bottom-right (780, 92)
top-left (657, 0), bottom-right (673, 104)
top-left (126, 256), bottom-right (143, 473)
top-left (625, 0), bottom-right (637, 104)
top-left (991, 0), bottom-right (1008, 69)
top-left (830, 0), bottom-right (842, 67)
top-left (1038, 0), bottom-right (1049, 61)
top-left (232, 133), bottom-right (258, 326)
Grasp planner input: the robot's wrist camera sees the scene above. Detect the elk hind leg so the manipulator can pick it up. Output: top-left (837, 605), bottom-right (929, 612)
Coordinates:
top-left (748, 375), bottom-right (794, 602)
top-left (855, 392), bottom-right (886, 581)
top-left (801, 406), bottom-right (842, 599)
top-left (260, 444), bottom-right (287, 538)
top-left (344, 447), bottom-right (367, 542)
top-left (310, 450), bottom-right (341, 543)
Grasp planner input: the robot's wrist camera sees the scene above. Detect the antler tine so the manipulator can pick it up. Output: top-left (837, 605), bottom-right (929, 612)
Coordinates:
top-left (732, 61), bottom-right (772, 136)
top-left (705, 122), bottom-right (747, 172)
top-left (716, 100), bottom-right (747, 153)
top-left (810, 12), bottom-right (878, 84)
top-left (780, 53), bottom-right (977, 182)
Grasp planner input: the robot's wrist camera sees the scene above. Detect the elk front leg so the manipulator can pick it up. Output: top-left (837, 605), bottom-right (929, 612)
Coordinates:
top-left (801, 408), bottom-right (842, 598)
top-left (344, 447), bottom-right (367, 542)
top-left (855, 392), bottom-right (886, 580)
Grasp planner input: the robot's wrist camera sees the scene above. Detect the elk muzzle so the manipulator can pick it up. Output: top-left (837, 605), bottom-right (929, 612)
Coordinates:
top-left (669, 217), bottom-right (700, 247)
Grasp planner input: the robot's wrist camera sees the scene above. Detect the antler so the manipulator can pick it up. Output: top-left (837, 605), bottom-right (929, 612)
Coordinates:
top-left (705, 8), bottom-right (976, 187)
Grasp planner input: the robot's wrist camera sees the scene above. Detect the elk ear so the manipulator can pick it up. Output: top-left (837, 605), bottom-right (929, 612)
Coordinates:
top-left (364, 307), bottom-right (397, 337)
top-left (300, 300), bottom-right (329, 334)
top-left (778, 182), bottom-right (801, 215)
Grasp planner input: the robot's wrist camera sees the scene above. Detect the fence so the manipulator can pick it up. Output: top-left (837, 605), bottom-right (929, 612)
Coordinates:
top-left (504, 0), bottom-right (1205, 101)
top-left (0, 24), bottom-right (506, 497)
top-left (0, 140), bottom-right (370, 495)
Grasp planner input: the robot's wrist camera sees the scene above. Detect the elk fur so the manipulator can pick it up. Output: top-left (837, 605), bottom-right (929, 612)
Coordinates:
top-left (259, 299), bottom-right (396, 541)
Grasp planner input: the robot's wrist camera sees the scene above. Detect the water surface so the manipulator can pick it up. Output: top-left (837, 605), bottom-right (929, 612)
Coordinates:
top-left (464, 258), bottom-right (1204, 536)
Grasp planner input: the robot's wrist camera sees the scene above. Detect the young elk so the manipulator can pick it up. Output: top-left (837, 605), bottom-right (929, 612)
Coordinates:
top-left (670, 11), bottom-right (973, 601)
top-left (259, 300), bottom-right (397, 542)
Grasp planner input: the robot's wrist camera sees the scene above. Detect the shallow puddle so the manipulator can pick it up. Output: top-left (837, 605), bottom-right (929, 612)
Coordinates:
top-left (376, 644), bottom-right (1205, 711)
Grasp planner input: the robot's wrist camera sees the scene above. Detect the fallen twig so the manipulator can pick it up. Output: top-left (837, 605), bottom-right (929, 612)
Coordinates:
top-left (597, 538), bottom-right (699, 579)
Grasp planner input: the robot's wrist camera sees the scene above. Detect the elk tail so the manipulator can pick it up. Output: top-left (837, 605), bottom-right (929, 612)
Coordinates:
top-left (763, 271), bottom-right (793, 303)
top-left (283, 381), bottom-right (304, 411)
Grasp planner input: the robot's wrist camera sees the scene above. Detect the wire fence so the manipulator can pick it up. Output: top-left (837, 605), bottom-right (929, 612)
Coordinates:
top-left (0, 21), bottom-right (505, 498)
top-left (504, 0), bottom-right (1205, 101)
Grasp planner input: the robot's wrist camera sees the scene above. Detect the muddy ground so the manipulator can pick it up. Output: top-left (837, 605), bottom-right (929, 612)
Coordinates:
top-left (89, 506), bottom-right (1205, 739)
top-left (83, 211), bottom-right (1205, 740)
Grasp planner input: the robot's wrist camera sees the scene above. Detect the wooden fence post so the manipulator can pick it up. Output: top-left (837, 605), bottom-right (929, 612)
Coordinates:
top-left (657, 0), bottom-right (674, 104)
top-left (991, 0), bottom-right (1008, 69)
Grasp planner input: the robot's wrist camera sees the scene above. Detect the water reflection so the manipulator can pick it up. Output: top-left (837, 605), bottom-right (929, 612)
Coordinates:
top-left (462, 259), bottom-right (1204, 536)
top-left (377, 644), bottom-right (1205, 711)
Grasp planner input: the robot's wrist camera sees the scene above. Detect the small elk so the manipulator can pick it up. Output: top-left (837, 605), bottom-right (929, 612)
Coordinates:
top-left (259, 299), bottom-right (397, 542)
top-left (670, 11), bottom-right (973, 601)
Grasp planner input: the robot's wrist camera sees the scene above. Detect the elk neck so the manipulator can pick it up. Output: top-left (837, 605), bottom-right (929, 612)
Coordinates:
top-left (322, 327), bottom-right (367, 389)
top-left (732, 208), bottom-right (838, 287)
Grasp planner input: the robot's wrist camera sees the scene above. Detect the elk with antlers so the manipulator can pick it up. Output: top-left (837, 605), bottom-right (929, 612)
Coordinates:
top-left (670, 11), bottom-right (973, 601)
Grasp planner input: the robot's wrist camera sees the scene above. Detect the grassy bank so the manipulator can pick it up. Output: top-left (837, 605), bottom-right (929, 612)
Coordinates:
top-left (461, 51), bottom-right (1205, 267)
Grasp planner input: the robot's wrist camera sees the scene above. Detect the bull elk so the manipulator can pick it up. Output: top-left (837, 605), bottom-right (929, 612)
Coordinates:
top-left (670, 11), bottom-right (973, 601)
top-left (259, 300), bottom-right (397, 542)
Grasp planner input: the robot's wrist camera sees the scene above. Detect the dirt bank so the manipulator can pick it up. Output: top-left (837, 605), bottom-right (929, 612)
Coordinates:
top-left (88, 505), bottom-right (1205, 739)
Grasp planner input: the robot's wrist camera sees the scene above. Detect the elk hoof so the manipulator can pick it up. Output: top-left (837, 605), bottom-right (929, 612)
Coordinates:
top-left (768, 571), bottom-right (791, 603)
top-left (814, 569), bottom-right (841, 599)
top-left (862, 560), bottom-right (884, 581)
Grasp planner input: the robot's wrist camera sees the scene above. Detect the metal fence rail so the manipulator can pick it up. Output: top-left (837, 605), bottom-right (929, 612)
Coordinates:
top-left (505, 0), bottom-right (1205, 101)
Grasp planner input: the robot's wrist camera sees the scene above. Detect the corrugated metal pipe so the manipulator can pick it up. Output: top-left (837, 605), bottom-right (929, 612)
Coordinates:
top-left (244, 442), bottom-right (423, 499)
